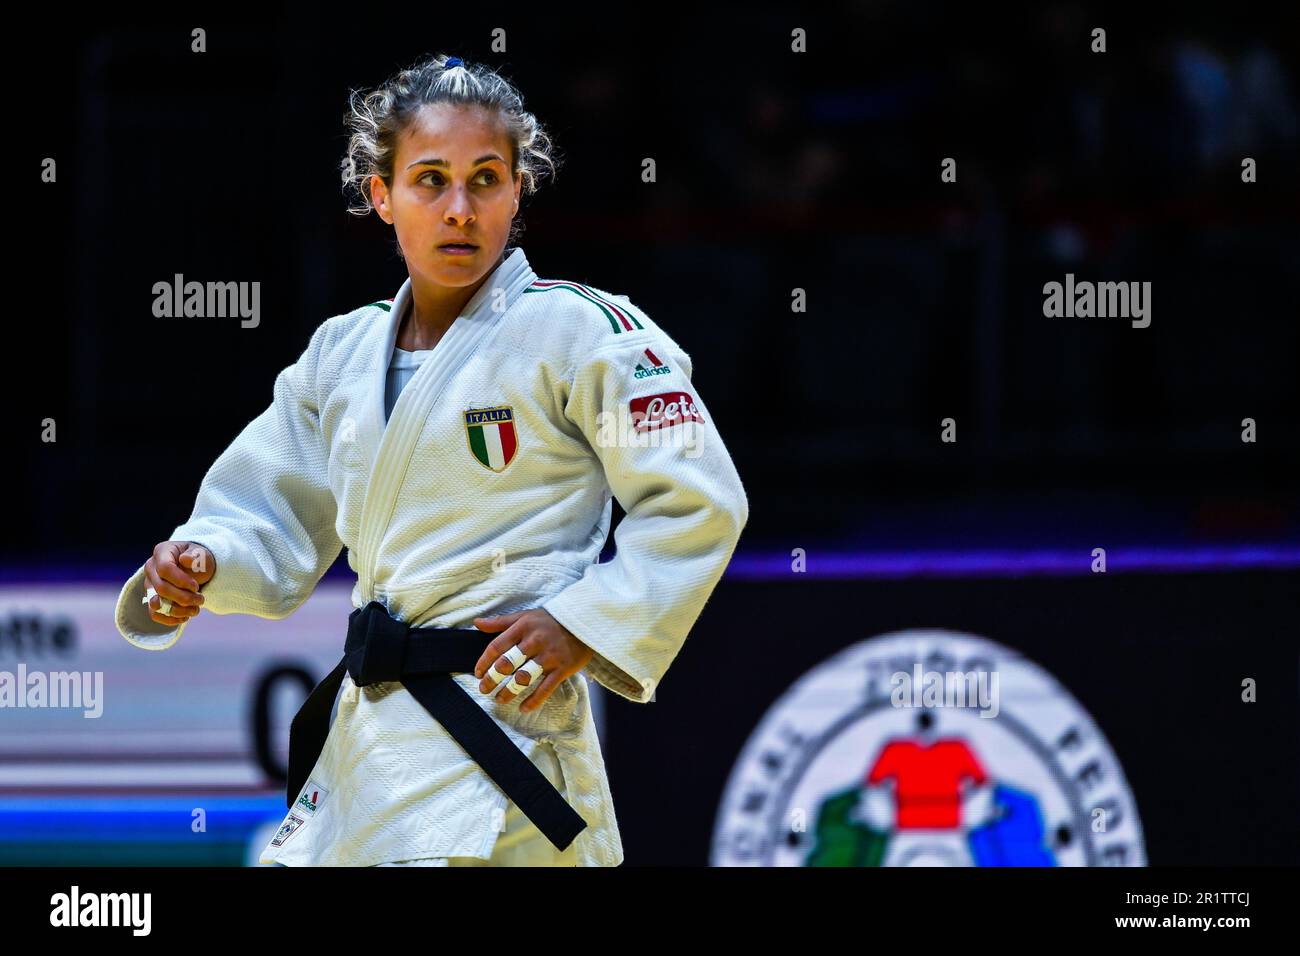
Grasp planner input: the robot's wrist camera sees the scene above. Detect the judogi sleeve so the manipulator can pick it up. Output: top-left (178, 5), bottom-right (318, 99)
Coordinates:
top-left (542, 333), bottom-right (749, 703)
top-left (114, 321), bottom-right (344, 650)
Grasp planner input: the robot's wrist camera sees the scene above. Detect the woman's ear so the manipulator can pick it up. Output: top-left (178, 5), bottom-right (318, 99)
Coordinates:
top-left (371, 174), bottom-right (394, 224)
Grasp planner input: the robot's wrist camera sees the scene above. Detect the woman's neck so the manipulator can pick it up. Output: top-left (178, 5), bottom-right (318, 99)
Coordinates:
top-left (399, 250), bottom-right (507, 351)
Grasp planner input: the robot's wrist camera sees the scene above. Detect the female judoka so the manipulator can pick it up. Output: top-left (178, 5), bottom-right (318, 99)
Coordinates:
top-left (116, 53), bottom-right (748, 866)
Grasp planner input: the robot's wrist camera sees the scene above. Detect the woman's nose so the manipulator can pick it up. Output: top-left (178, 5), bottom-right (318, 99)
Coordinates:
top-left (444, 187), bottom-right (475, 222)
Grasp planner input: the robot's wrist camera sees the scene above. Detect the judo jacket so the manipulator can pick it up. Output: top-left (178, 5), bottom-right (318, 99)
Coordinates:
top-left (113, 245), bottom-right (749, 865)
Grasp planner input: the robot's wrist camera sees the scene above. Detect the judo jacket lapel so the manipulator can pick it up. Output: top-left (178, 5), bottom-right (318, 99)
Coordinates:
top-left (354, 248), bottom-right (538, 604)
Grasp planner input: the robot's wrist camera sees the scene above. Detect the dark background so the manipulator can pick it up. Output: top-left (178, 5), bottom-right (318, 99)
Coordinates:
top-left (8, 0), bottom-right (1298, 564)
top-left (4, 0), bottom-right (1298, 865)
top-left (614, 570), bottom-right (1300, 865)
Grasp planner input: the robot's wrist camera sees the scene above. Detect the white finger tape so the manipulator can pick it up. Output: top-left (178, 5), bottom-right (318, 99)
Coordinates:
top-left (505, 659), bottom-right (545, 697)
top-left (142, 587), bottom-right (173, 616)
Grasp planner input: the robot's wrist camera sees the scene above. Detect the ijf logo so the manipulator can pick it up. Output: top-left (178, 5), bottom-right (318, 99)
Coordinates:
top-left (710, 631), bottom-right (1146, 866)
top-left (271, 814), bottom-right (307, 848)
top-left (464, 405), bottom-right (519, 472)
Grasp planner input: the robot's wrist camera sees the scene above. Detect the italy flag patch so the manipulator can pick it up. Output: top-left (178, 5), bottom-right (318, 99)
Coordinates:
top-left (464, 405), bottom-right (519, 472)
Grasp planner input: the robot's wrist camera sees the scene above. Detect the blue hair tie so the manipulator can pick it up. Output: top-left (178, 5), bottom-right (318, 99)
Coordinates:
top-left (446, 57), bottom-right (462, 68)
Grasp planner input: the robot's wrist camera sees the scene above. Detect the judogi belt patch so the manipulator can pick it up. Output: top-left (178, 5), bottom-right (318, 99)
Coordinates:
top-left (464, 406), bottom-right (519, 471)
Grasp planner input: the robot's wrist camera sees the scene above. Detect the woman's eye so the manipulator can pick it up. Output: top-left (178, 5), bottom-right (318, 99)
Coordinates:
top-left (419, 170), bottom-right (497, 185)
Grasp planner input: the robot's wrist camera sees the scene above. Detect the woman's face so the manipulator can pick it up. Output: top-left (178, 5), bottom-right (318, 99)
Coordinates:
top-left (371, 102), bottom-right (522, 289)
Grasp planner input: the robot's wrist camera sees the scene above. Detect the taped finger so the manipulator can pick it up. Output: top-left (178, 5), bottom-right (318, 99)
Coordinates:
top-left (143, 586), bottom-right (174, 616)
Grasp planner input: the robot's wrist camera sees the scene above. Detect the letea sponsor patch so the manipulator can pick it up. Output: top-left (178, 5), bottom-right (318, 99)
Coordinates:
top-left (630, 391), bottom-right (705, 432)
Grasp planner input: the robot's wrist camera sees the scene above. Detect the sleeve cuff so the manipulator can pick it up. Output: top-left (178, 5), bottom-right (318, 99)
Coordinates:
top-left (542, 594), bottom-right (658, 704)
top-left (114, 563), bottom-right (188, 650)
top-left (113, 530), bottom-right (231, 650)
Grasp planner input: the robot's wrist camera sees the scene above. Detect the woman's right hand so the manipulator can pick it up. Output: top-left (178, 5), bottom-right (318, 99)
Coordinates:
top-left (144, 541), bottom-right (215, 626)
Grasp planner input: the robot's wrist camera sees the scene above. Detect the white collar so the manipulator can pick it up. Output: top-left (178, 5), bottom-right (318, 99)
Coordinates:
top-left (386, 245), bottom-right (536, 346)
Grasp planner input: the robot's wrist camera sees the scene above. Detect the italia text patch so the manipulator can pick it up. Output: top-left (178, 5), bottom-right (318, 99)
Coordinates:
top-left (464, 406), bottom-right (519, 471)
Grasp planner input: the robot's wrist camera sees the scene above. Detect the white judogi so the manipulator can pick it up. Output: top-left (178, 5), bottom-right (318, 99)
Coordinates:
top-left (113, 246), bottom-right (749, 866)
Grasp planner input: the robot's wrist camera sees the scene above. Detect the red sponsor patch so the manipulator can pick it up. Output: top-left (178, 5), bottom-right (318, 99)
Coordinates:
top-left (629, 391), bottom-right (706, 431)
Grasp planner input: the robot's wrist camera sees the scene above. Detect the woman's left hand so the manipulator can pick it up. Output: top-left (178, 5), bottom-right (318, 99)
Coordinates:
top-left (472, 608), bottom-right (594, 712)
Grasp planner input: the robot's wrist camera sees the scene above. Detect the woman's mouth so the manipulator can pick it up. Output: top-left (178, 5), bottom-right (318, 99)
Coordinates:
top-left (438, 243), bottom-right (478, 255)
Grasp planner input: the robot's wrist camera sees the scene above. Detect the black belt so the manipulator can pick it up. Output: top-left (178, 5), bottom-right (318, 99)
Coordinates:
top-left (286, 600), bottom-right (588, 852)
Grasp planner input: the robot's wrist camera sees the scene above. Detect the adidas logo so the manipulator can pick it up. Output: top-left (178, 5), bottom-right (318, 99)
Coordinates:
top-left (295, 780), bottom-right (328, 815)
top-left (633, 347), bottom-right (672, 379)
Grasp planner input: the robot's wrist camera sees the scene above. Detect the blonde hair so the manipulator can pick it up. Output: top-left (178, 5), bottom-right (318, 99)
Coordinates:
top-left (340, 54), bottom-right (560, 243)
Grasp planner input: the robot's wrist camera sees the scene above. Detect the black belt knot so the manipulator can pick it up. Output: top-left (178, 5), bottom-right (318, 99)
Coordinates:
top-left (345, 600), bottom-right (410, 685)
top-left (285, 600), bottom-right (588, 853)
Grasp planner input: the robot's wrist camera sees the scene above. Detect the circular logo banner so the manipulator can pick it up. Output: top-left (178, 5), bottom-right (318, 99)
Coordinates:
top-left (710, 630), bottom-right (1146, 866)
